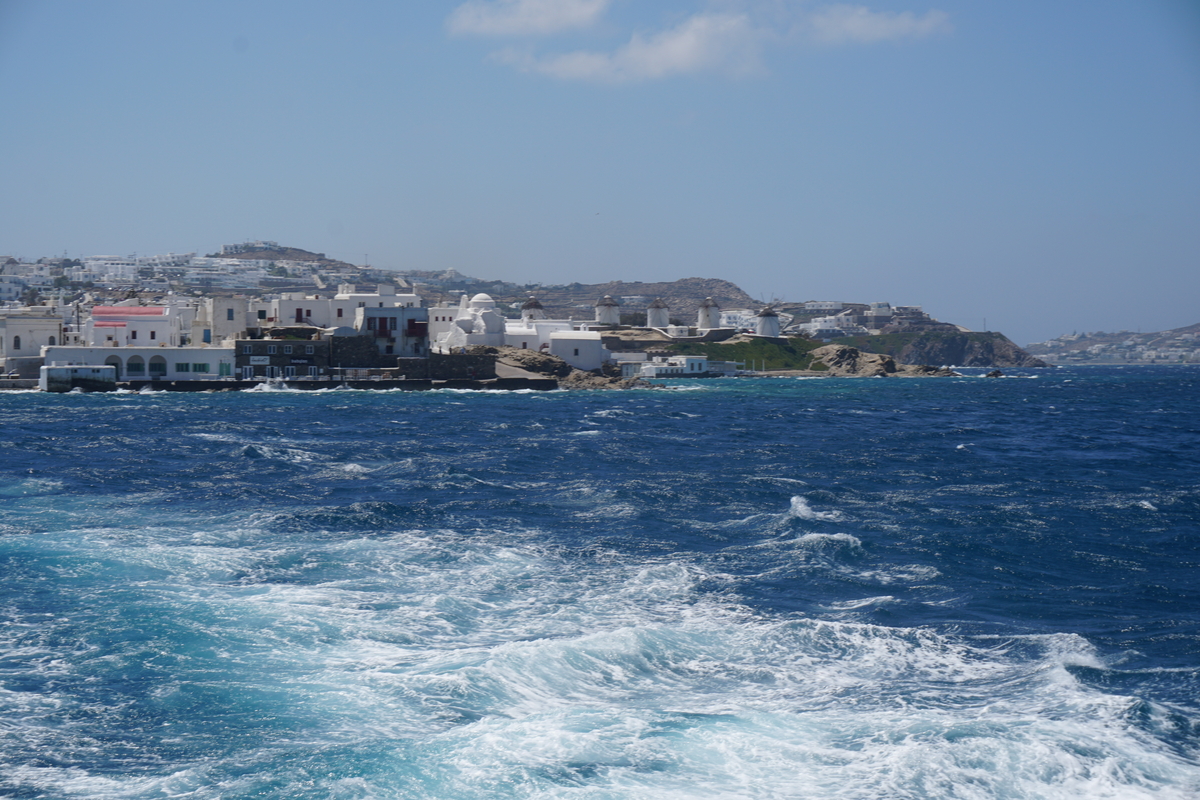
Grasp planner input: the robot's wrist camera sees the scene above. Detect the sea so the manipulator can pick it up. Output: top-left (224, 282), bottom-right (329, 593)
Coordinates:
top-left (1, 365), bottom-right (1198, 800)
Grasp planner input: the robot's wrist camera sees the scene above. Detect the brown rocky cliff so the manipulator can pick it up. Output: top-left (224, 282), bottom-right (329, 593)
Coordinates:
top-left (810, 345), bottom-right (957, 377)
top-left (837, 332), bottom-right (1048, 368)
top-left (894, 333), bottom-right (1048, 368)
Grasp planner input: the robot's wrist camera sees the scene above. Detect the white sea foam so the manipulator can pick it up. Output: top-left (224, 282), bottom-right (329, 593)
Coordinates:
top-left (789, 496), bottom-right (843, 521)
top-left (4, 523), bottom-right (1198, 800)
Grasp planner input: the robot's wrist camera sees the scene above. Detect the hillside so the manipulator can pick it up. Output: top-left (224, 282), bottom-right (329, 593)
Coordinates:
top-left (211, 245), bottom-right (357, 271)
top-left (483, 277), bottom-right (759, 321)
top-left (838, 331), bottom-right (1049, 368)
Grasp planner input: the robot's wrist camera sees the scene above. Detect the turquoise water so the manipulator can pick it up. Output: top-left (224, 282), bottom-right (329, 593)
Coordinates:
top-left (1, 367), bottom-right (1198, 798)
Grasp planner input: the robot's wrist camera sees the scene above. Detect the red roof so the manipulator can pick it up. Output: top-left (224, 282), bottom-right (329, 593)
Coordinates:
top-left (93, 321), bottom-right (127, 327)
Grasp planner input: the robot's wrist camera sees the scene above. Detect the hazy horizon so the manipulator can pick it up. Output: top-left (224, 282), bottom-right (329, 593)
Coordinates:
top-left (2, 0), bottom-right (1198, 346)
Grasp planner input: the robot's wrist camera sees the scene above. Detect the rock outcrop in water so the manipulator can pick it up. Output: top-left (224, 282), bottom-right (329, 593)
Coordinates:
top-left (810, 345), bottom-right (958, 377)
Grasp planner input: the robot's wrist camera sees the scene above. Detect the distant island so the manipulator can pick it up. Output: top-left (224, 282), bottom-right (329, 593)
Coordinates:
top-left (1024, 325), bottom-right (1200, 364)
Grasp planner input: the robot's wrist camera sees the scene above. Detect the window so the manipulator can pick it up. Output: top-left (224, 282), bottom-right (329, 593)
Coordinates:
top-left (130, 330), bottom-right (137, 340)
top-left (193, 363), bottom-right (209, 373)
top-left (243, 345), bottom-right (252, 354)
top-left (176, 363), bottom-right (191, 373)
top-left (12, 336), bottom-right (19, 350)
top-left (308, 366), bottom-right (319, 377)
top-left (203, 329), bottom-right (212, 344)
top-left (337, 308), bottom-right (343, 318)
top-left (389, 317), bottom-right (397, 330)
top-left (258, 310), bottom-right (267, 320)
top-left (574, 349), bottom-right (580, 356)
top-left (283, 345), bottom-right (293, 354)
top-left (284, 366), bottom-right (296, 378)
top-left (226, 308), bottom-right (235, 321)
top-left (149, 330), bottom-right (156, 340)
top-left (358, 302), bottom-right (365, 308)
top-left (267, 345), bottom-right (277, 354)
top-left (305, 345), bottom-right (314, 354)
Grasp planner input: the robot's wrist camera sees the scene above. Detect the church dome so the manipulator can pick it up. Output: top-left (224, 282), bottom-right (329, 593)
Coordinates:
top-left (469, 293), bottom-right (496, 308)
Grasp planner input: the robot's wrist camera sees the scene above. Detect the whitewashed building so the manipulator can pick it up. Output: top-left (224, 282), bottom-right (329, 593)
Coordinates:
top-left (549, 330), bottom-right (610, 371)
top-left (1, 308), bottom-right (65, 377)
top-left (257, 283), bottom-right (421, 329)
top-left (84, 304), bottom-right (187, 347)
top-left (621, 354), bottom-right (709, 379)
top-left (430, 293), bottom-right (508, 352)
top-left (41, 345), bottom-right (235, 380)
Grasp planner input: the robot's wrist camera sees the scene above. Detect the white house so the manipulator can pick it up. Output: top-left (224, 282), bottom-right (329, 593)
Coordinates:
top-left (504, 318), bottom-right (574, 352)
top-left (42, 345), bottom-right (235, 380)
top-left (549, 330), bottom-right (610, 371)
top-left (258, 283), bottom-right (421, 329)
top-left (0, 275), bottom-right (26, 304)
top-left (354, 306), bottom-right (429, 357)
top-left (622, 354), bottom-right (709, 379)
top-left (191, 296), bottom-right (253, 346)
top-left (1, 308), bottom-right (65, 377)
top-left (84, 304), bottom-right (186, 347)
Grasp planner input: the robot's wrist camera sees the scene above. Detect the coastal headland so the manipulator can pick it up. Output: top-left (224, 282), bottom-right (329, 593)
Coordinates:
top-left (2, 260), bottom-right (1062, 391)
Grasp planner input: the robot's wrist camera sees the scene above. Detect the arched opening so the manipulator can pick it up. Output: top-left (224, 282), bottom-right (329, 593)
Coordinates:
top-left (149, 355), bottom-right (167, 378)
top-left (104, 355), bottom-right (122, 379)
top-left (126, 356), bottom-right (145, 376)
top-left (48, 335), bottom-right (56, 346)
top-left (12, 336), bottom-right (20, 351)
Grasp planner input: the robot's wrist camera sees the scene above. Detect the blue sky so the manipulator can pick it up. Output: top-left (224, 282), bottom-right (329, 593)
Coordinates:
top-left (1, 0), bottom-right (1197, 345)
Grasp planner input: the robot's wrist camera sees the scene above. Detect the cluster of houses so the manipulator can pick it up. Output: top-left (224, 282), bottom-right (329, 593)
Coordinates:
top-left (1027, 331), bottom-right (1200, 364)
top-left (785, 301), bottom-right (959, 338)
top-left (1, 286), bottom-right (784, 389)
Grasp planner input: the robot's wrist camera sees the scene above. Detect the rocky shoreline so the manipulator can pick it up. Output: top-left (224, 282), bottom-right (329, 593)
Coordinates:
top-left (482, 343), bottom-right (960, 389)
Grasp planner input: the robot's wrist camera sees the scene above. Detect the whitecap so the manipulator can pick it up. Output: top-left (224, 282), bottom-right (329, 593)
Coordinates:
top-left (789, 496), bottom-right (843, 521)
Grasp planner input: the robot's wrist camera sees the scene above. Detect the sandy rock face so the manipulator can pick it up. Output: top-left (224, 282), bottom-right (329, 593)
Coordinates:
top-left (489, 346), bottom-right (575, 378)
top-left (810, 344), bottom-right (957, 377)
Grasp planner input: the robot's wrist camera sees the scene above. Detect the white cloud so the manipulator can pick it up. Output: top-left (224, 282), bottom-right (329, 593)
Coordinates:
top-left (447, 0), bottom-right (611, 37)
top-left (808, 4), bottom-right (951, 44)
top-left (498, 12), bottom-right (766, 82)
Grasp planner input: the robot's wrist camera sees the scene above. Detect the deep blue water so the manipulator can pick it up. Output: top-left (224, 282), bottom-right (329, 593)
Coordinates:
top-left (1, 366), bottom-right (1198, 799)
